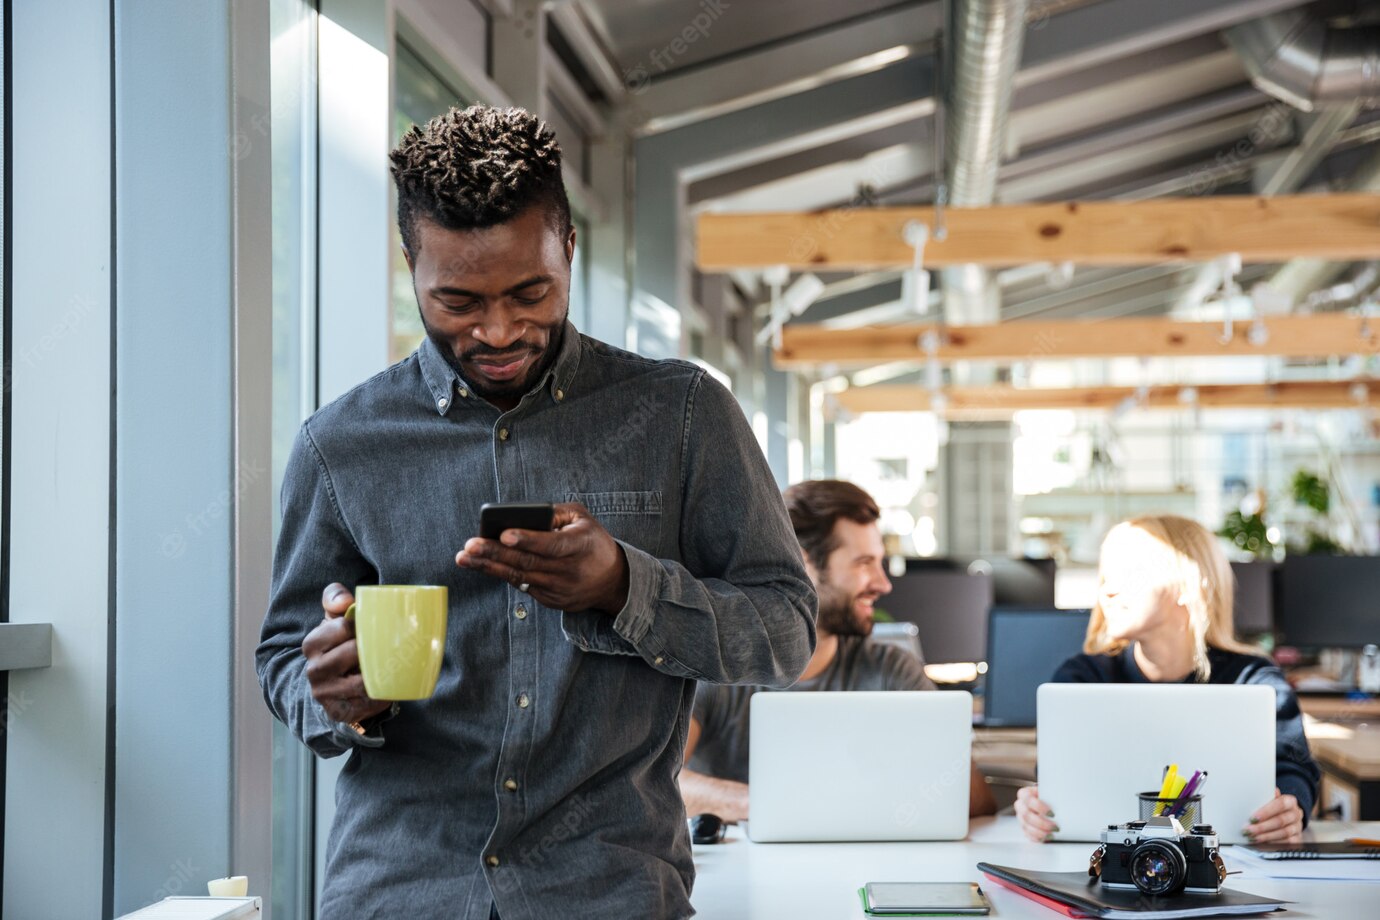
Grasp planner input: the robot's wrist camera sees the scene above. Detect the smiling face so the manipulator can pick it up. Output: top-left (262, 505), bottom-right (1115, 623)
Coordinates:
top-left (808, 517), bottom-right (892, 638)
top-left (1096, 524), bottom-right (1189, 642)
top-left (406, 206), bottom-right (575, 409)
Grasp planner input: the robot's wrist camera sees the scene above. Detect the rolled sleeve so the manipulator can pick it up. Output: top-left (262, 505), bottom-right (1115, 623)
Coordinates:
top-left (611, 539), bottom-right (664, 646)
top-left (256, 423), bottom-right (381, 759)
top-left (590, 373), bottom-right (817, 686)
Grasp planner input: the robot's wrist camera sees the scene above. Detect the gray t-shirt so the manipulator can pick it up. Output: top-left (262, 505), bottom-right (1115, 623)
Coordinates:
top-left (688, 635), bottom-right (936, 783)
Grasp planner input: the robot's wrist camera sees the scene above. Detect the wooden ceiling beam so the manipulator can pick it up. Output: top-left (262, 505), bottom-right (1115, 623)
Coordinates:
top-left (835, 380), bottom-right (1380, 416)
top-left (696, 193), bottom-right (1380, 270)
top-left (776, 314), bottom-right (1380, 367)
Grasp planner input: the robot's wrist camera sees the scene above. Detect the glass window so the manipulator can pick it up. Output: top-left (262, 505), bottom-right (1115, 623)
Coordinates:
top-left (390, 40), bottom-right (467, 363)
top-left (269, 0), bottom-right (317, 915)
top-left (570, 215), bottom-right (590, 332)
top-left (544, 90), bottom-right (588, 186)
top-left (1, 0), bottom-right (9, 880)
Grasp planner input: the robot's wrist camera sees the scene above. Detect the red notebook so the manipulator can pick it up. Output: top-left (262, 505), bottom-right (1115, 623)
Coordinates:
top-left (984, 872), bottom-right (1091, 918)
top-left (976, 863), bottom-right (1287, 919)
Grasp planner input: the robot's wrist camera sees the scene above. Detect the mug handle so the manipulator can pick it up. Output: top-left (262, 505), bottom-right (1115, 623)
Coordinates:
top-left (343, 602), bottom-right (356, 621)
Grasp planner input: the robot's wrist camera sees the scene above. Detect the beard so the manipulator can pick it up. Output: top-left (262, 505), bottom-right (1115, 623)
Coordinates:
top-left (814, 576), bottom-right (874, 638)
top-left (424, 309), bottom-right (567, 403)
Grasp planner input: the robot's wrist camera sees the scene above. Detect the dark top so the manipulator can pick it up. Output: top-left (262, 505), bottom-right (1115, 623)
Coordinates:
top-left (689, 634), bottom-right (935, 783)
top-left (1053, 646), bottom-right (1321, 822)
top-left (256, 324), bottom-right (817, 920)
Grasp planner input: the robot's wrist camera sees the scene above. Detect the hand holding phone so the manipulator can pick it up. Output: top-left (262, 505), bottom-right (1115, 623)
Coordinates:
top-left (456, 501), bottom-right (630, 615)
top-left (479, 502), bottom-right (555, 541)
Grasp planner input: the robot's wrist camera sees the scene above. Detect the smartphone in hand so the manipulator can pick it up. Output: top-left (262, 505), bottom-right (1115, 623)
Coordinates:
top-left (479, 502), bottom-right (555, 540)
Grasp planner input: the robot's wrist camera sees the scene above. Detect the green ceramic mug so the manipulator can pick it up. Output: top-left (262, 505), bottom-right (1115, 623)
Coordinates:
top-left (345, 585), bottom-right (448, 700)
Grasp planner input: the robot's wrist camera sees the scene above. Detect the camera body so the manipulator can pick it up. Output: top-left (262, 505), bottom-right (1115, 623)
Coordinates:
top-left (1090, 816), bottom-right (1226, 896)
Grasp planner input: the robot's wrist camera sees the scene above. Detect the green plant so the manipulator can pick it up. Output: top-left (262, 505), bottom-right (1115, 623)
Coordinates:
top-left (1287, 468), bottom-right (1351, 555)
top-left (1291, 469), bottom-right (1330, 515)
top-left (1300, 528), bottom-right (1346, 556)
top-left (1217, 510), bottom-right (1273, 558)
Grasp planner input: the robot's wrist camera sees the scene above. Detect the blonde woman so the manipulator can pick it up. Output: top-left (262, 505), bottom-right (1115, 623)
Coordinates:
top-left (1016, 515), bottom-right (1320, 844)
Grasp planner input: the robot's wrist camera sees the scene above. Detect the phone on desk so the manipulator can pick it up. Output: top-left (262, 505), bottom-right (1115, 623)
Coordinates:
top-left (480, 502), bottom-right (555, 540)
top-left (862, 882), bottom-right (990, 916)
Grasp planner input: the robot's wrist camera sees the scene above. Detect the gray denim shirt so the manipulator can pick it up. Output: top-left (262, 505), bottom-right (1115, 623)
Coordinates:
top-left (256, 323), bottom-right (817, 920)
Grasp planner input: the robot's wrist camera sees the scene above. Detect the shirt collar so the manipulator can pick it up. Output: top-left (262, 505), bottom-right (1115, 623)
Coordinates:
top-left (538, 319), bottom-right (582, 405)
top-left (418, 321), bottom-right (583, 416)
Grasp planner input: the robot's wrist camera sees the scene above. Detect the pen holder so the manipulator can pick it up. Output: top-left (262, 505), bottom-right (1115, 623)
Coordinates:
top-left (1138, 791), bottom-right (1202, 826)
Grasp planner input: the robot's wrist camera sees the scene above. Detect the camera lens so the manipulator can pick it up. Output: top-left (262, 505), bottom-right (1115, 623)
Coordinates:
top-left (1129, 840), bottom-right (1187, 896)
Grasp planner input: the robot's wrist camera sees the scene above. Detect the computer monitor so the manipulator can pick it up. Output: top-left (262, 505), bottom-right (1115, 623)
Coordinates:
top-left (877, 571), bottom-right (993, 664)
top-left (1230, 560), bottom-right (1274, 635)
top-left (957, 555), bottom-right (1056, 607)
top-left (982, 607), bottom-right (1091, 728)
top-left (869, 621), bottom-right (925, 663)
top-left (904, 556), bottom-right (1056, 607)
top-left (1274, 555), bottom-right (1380, 649)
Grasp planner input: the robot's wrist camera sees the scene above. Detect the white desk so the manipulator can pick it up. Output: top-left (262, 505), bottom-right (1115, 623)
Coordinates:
top-left (689, 816), bottom-right (1380, 918)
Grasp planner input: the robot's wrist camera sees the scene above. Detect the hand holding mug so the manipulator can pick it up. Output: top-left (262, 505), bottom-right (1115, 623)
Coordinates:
top-left (303, 584), bottom-right (392, 725)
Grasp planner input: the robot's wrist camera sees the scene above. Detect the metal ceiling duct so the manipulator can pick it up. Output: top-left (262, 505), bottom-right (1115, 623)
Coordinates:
top-left (1225, 9), bottom-right (1380, 309)
top-left (1224, 8), bottom-right (1380, 112)
top-left (941, 0), bottom-right (1031, 324)
top-left (1264, 142), bottom-right (1380, 306)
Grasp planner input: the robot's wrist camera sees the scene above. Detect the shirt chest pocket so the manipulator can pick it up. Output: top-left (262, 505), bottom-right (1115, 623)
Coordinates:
top-left (566, 490), bottom-right (664, 556)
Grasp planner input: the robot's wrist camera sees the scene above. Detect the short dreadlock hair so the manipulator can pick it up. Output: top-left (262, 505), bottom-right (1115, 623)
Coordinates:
top-left (389, 104), bottom-right (573, 256)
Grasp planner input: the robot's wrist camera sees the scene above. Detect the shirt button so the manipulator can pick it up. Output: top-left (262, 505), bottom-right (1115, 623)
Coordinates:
top-left (654, 656), bottom-right (665, 665)
top-left (498, 428), bottom-right (510, 441)
top-left (504, 778), bottom-right (519, 792)
top-left (437, 396), bottom-right (449, 409)
top-left (486, 855), bottom-right (500, 868)
top-left (458, 387), bottom-right (469, 398)
top-left (517, 693), bottom-right (530, 709)
top-left (555, 388), bottom-right (565, 402)
top-left (515, 604), bottom-right (527, 620)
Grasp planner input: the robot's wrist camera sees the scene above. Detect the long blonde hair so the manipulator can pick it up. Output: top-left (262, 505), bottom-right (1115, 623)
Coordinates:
top-left (1084, 515), bottom-right (1260, 681)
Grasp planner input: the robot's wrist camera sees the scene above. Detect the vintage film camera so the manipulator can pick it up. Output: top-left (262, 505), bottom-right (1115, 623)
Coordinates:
top-left (1089, 816), bottom-right (1227, 896)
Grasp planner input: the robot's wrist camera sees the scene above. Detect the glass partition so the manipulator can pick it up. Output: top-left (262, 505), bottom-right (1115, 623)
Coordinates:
top-left (269, 0), bottom-right (318, 915)
top-left (390, 39), bottom-right (467, 363)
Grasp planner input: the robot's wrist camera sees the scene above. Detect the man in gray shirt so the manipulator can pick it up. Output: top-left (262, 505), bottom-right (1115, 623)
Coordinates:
top-left (682, 480), bottom-right (996, 819)
top-left (256, 105), bottom-right (816, 920)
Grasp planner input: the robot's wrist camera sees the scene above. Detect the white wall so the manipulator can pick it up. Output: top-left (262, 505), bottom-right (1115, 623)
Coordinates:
top-left (5, 2), bottom-right (115, 914)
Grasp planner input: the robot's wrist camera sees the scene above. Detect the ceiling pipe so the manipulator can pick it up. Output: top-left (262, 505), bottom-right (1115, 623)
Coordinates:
top-left (1224, 8), bottom-right (1380, 112)
top-left (1263, 142), bottom-right (1380, 308)
top-left (1223, 10), bottom-right (1380, 310)
top-left (940, 0), bottom-right (1032, 325)
top-left (1174, 101), bottom-right (1359, 318)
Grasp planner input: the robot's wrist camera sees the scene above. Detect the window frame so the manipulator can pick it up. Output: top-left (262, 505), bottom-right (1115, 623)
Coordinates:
top-left (0, 2), bottom-right (12, 906)
top-left (267, 1), bottom-right (321, 916)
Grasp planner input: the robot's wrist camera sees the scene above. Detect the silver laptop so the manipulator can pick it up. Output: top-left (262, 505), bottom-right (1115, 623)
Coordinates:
top-left (747, 691), bottom-right (972, 842)
top-left (1037, 683), bottom-right (1276, 844)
